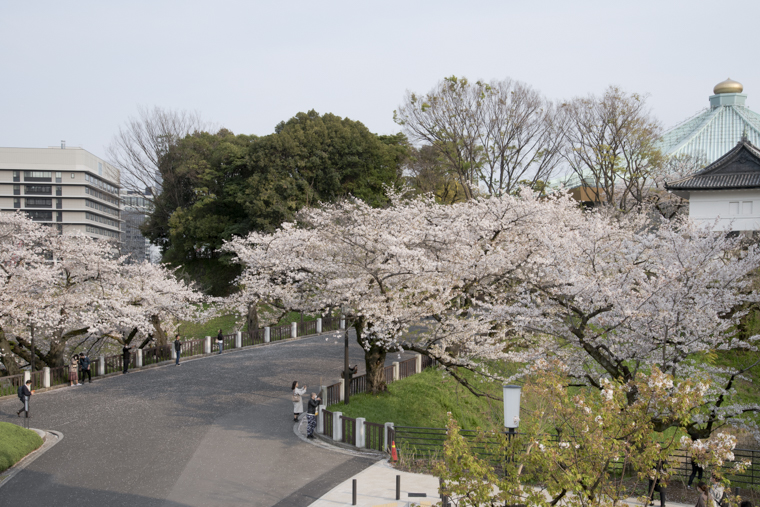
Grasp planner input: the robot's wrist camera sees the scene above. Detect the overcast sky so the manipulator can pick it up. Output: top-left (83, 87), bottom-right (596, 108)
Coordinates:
top-left (2, 1), bottom-right (758, 160)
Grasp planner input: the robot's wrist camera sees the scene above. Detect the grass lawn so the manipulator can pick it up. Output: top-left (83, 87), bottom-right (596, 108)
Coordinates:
top-left (178, 305), bottom-right (325, 340)
top-left (0, 422), bottom-right (43, 473)
top-left (328, 367), bottom-right (505, 431)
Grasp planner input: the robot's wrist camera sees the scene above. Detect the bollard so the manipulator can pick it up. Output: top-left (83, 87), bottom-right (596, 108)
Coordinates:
top-left (392, 361), bottom-right (399, 381)
top-left (396, 475), bottom-right (400, 500)
top-left (317, 405), bottom-right (326, 433)
top-left (235, 331), bottom-right (242, 348)
top-left (316, 318), bottom-right (322, 334)
top-left (171, 346), bottom-right (176, 360)
top-left (204, 336), bottom-right (211, 354)
top-left (291, 321), bottom-right (297, 339)
top-left (339, 379), bottom-right (345, 402)
top-left (42, 367), bottom-right (50, 388)
top-left (340, 318), bottom-right (345, 330)
top-left (352, 479), bottom-right (357, 505)
top-left (136, 348), bottom-right (143, 368)
top-left (98, 356), bottom-right (105, 376)
top-left (264, 327), bottom-right (270, 343)
top-left (333, 412), bottom-right (343, 441)
top-left (415, 353), bottom-right (422, 373)
top-left (356, 417), bottom-right (366, 447)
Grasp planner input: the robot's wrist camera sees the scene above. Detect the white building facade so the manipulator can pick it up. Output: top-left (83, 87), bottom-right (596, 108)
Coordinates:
top-left (0, 146), bottom-right (121, 240)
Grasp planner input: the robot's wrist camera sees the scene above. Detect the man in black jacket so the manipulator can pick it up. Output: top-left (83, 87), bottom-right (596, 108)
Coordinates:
top-left (122, 345), bottom-right (131, 374)
top-left (306, 392), bottom-right (321, 439)
top-left (17, 380), bottom-right (32, 417)
top-left (79, 352), bottom-right (92, 384)
top-left (174, 334), bottom-right (182, 366)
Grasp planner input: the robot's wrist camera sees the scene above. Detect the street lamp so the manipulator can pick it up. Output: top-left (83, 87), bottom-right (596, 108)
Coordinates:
top-left (503, 385), bottom-right (522, 436)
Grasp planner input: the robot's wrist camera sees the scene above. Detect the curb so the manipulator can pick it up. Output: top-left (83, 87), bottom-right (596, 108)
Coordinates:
top-left (0, 429), bottom-right (63, 490)
top-left (292, 419), bottom-right (387, 460)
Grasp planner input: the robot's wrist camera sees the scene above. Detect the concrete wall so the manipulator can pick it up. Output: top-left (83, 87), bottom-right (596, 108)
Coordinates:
top-left (689, 189), bottom-right (760, 231)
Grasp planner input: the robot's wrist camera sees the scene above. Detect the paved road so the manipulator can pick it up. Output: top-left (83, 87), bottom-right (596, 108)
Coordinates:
top-left (0, 332), bottom-right (412, 506)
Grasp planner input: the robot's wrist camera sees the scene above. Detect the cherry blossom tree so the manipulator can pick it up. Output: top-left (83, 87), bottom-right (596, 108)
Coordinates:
top-left (224, 187), bottom-right (760, 438)
top-left (0, 212), bottom-right (206, 372)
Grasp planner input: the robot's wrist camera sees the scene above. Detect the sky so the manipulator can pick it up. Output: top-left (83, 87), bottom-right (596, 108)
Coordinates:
top-left (2, 0), bottom-right (759, 160)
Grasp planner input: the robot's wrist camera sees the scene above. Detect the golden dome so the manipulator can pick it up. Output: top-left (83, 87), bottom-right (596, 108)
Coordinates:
top-left (714, 78), bottom-right (743, 95)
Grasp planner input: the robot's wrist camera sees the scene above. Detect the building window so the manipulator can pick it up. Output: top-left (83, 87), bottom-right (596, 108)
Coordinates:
top-left (56, 172), bottom-right (62, 183)
top-left (25, 185), bottom-right (52, 195)
top-left (12, 171), bottom-right (20, 182)
top-left (24, 171), bottom-right (52, 182)
top-left (98, 162), bottom-right (103, 176)
top-left (86, 224), bottom-right (119, 239)
top-left (85, 199), bottom-right (119, 217)
top-left (26, 210), bottom-right (52, 221)
top-left (26, 198), bottom-right (52, 208)
top-left (84, 173), bottom-right (118, 195)
top-left (13, 185), bottom-right (20, 195)
top-left (56, 186), bottom-right (62, 196)
top-left (13, 198), bottom-right (20, 209)
top-left (56, 199), bottom-right (62, 209)
top-left (57, 224), bottom-right (63, 234)
top-left (56, 212), bottom-right (62, 222)
top-left (70, 173), bottom-right (75, 179)
top-left (86, 212), bottom-right (119, 228)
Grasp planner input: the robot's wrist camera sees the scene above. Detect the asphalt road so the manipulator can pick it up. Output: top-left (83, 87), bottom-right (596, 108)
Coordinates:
top-left (0, 332), bottom-right (412, 506)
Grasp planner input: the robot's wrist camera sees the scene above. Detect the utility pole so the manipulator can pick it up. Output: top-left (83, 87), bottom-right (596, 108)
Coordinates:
top-left (344, 317), bottom-right (350, 405)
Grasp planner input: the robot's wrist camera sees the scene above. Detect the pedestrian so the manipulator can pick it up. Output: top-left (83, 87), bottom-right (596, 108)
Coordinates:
top-left (291, 381), bottom-right (307, 421)
top-left (306, 392), bottom-right (321, 439)
top-left (69, 354), bottom-right (80, 386)
top-left (174, 334), bottom-right (182, 366)
top-left (694, 482), bottom-right (709, 507)
top-left (216, 329), bottom-right (224, 354)
top-left (122, 344), bottom-right (131, 374)
top-left (688, 456), bottom-right (704, 489)
top-left (710, 475), bottom-right (725, 507)
top-left (16, 380), bottom-right (33, 417)
top-left (79, 352), bottom-right (92, 384)
top-left (647, 460), bottom-right (666, 507)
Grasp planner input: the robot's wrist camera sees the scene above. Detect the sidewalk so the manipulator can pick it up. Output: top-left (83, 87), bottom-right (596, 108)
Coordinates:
top-left (307, 460), bottom-right (441, 507)
top-left (306, 458), bottom-right (695, 507)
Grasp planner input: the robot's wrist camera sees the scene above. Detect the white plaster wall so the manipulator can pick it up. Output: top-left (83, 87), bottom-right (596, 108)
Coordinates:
top-left (689, 190), bottom-right (760, 231)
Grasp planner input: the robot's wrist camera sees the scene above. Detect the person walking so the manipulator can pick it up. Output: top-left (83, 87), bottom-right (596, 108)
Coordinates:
top-left (79, 352), bottom-right (92, 384)
top-left (69, 354), bottom-right (80, 386)
top-left (122, 344), bottom-right (131, 374)
top-left (174, 334), bottom-right (182, 366)
top-left (306, 392), bottom-right (321, 439)
top-left (688, 456), bottom-right (704, 489)
top-left (216, 329), bottom-right (224, 354)
top-left (291, 381), bottom-right (307, 421)
top-left (694, 482), bottom-right (709, 507)
top-left (647, 460), bottom-right (666, 507)
top-left (16, 380), bottom-right (32, 417)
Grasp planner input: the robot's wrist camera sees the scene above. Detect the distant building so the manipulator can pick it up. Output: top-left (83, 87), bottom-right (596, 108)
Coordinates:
top-left (666, 137), bottom-right (760, 231)
top-left (120, 189), bottom-right (154, 263)
top-left (0, 145), bottom-right (121, 240)
top-left (658, 78), bottom-right (760, 165)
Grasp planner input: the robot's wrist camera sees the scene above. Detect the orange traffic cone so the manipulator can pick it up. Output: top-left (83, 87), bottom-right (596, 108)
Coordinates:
top-left (391, 440), bottom-right (398, 461)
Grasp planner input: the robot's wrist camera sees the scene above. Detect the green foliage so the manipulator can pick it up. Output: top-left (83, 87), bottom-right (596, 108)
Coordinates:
top-left (145, 112), bottom-right (407, 296)
top-left (0, 422), bottom-right (43, 472)
top-left (327, 368), bottom-right (504, 430)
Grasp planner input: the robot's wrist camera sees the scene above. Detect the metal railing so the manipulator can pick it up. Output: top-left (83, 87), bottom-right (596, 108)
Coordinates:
top-left (0, 373), bottom-right (23, 397)
top-left (322, 316), bottom-right (341, 332)
top-left (270, 324), bottom-right (291, 342)
top-left (365, 421), bottom-right (386, 452)
top-left (298, 320), bottom-right (317, 336)
top-left (399, 358), bottom-right (416, 379)
top-left (384, 365), bottom-right (394, 384)
top-left (326, 383), bottom-right (341, 406)
top-left (323, 410), bottom-right (334, 438)
top-left (342, 416), bottom-right (356, 446)
top-left (349, 374), bottom-right (366, 395)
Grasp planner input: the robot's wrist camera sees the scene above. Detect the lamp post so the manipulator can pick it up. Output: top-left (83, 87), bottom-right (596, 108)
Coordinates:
top-left (503, 385), bottom-right (522, 438)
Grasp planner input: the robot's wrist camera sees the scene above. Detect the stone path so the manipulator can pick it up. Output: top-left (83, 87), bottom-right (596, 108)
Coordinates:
top-left (0, 331), bottom-right (413, 506)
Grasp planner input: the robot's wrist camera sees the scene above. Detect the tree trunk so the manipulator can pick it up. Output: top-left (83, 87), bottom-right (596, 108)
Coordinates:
top-left (0, 327), bottom-right (22, 376)
top-left (355, 319), bottom-right (387, 394)
top-left (246, 302), bottom-right (259, 332)
top-left (151, 315), bottom-right (168, 347)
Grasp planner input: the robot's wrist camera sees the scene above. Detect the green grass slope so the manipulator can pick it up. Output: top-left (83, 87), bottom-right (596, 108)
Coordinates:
top-left (0, 422), bottom-right (43, 472)
top-left (328, 368), bottom-right (504, 431)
